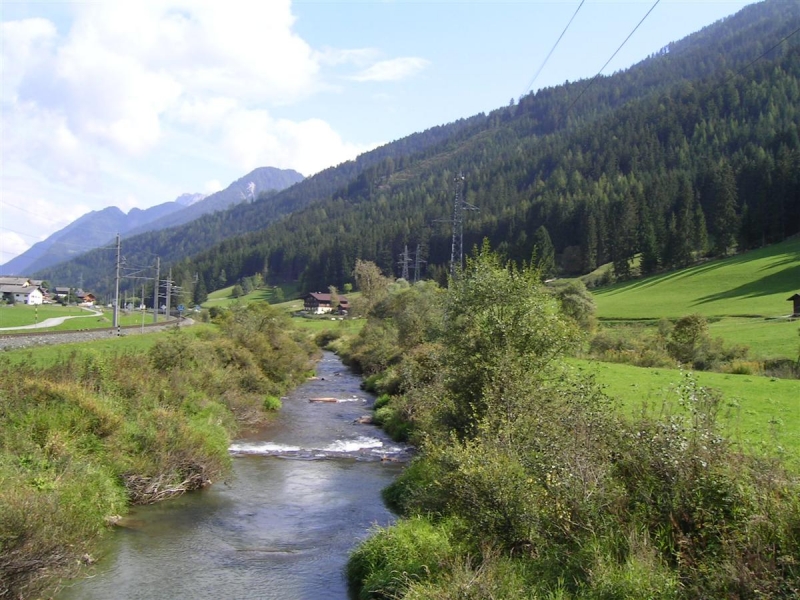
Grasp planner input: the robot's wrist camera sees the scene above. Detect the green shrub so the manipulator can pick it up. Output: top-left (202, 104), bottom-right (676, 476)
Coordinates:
top-left (723, 359), bottom-right (763, 375)
top-left (572, 531), bottom-right (680, 600)
top-left (313, 328), bottom-right (341, 348)
top-left (403, 550), bottom-right (536, 600)
top-left (263, 395), bottom-right (282, 411)
top-left (361, 373), bottom-right (381, 393)
top-left (373, 393), bottom-right (391, 410)
top-left (347, 517), bottom-right (460, 600)
top-left (372, 402), bottom-right (410, 442)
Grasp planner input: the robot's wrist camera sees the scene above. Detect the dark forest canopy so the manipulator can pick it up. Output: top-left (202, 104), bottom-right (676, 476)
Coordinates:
top-left (39, 0), bottom-right (800, 302)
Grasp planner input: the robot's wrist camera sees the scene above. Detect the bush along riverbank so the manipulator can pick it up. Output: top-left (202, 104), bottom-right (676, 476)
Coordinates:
top-left (0, 303), bottom-right (315, 599)
top-left (340, 246), bottom-right (800, 599)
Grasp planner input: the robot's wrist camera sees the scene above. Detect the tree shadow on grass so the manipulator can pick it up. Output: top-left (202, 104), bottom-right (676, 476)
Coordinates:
top-left (695, 264), bottom-right (800, 305)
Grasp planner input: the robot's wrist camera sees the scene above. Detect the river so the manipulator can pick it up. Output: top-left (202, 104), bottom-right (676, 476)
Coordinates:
top-left (58, 351), bottom-right (410, 600)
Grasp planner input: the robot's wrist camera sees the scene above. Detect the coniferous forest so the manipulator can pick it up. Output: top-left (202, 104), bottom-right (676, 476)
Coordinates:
top-left (37, 0), bottom-right (800, 304)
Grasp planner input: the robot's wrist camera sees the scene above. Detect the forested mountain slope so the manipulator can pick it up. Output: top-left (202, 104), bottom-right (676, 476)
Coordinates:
top-left (175, 0), bottom-right (800, 296)
top-left (35, 113), bottom-right (489, 295)
top-left (41, 0), bottom-right (800, 301)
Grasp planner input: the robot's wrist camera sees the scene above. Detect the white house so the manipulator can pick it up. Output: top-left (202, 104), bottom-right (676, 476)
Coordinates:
top-left (0, 284), bottom-right (44, 305)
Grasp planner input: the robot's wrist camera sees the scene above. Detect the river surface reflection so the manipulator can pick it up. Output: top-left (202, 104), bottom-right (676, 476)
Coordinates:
top-left (58, 352), bottom-right (407, 600)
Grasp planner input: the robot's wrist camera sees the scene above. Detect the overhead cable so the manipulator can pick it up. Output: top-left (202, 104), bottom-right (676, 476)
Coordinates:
top-left (565, 0), bottom-right (661, 116)
top-left (522, 0), bottom-right (586, 97)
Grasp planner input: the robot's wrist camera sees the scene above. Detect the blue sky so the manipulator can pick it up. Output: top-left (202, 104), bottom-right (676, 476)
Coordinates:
top-left (1, 0), bottom-right (755, 265)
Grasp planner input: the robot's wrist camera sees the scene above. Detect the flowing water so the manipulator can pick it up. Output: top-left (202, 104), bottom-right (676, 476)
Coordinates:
top-left (58, 352), bottom-right (410, 600)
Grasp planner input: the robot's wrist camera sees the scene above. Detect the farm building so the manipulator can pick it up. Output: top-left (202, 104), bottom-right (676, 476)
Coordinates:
top-left (303, 292), bottom-right (349, 315)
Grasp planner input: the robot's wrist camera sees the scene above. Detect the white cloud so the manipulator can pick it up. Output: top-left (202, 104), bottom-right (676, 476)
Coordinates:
top-left (350, 57), bottom-right (430, 82)
top-left (0, 18), bottom-right (58, 103)
top-left (0, 0), bottom-right (416, 263)
top-left (317, 47), bottom-right (380, 67)
top-left (0, 232), bottom-right (31, 265)
top-left (117, 195), bottom-right (142, 214)
top-left (219, 108), bottom-right (375, 176)
top-left (204, 179), bottom-right (224, 194)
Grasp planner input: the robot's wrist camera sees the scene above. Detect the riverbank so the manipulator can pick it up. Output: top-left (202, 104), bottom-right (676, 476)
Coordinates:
top-left (57, 351), bottom-right (409, 600)
top-left (0, 303), bottom-right (315, 598)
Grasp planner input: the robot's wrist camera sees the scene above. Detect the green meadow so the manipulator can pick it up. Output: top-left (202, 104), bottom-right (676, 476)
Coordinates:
top-left (203, 282), bottom-right (301, 309)
top-left (0, 304), bottom-right (165, 332)
top-left (593, 237), bottom-right (800, 319)
top-left (592, 237), bottom-right (800, 360)
top-left (0, 328), bottom-right (171, 367)
top-left (572, 358), bottom-right (800, 466)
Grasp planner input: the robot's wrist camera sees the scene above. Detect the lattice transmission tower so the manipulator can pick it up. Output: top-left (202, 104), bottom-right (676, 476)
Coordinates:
top-left (448, 174), bottom-right (478, 279)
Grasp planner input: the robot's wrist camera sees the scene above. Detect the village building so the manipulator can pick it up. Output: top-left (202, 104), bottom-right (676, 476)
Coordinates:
top-left (303, 292), bottom-right (349, 315)
top-left (0, 284), bottom-right (44, 305)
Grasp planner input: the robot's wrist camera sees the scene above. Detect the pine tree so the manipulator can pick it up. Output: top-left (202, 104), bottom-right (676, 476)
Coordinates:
top-left (531, 225), bottom-right (556, 279)
top-left (710, 159), bottom-right (739, 256)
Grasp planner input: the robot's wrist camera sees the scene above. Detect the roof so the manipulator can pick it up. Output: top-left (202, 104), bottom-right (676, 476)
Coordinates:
top-left (788, 294), bottom-right (800, 301)
top-left (306, 292), bottom-right (349, 304)
top-left (0, 277), bottom-right (33, 286)
top-left (0, 284), bottom-right (41, 294)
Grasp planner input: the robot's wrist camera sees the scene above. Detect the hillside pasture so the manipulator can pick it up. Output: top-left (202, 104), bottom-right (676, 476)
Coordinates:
top-left (203, 282), bottom-right (301, 309)
top-left (591, 238), bottom-right (800, 360)
top-left (593, 237), bottom-right (800, 319)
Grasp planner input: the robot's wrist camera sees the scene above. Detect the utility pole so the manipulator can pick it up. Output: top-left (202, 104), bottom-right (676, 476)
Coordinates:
top-left (449, 174), bottom-right (478, 279)
top-left (398, 245), bottom-right (411, 281)
top-left (113, 233), bottom-right (121, 329)
top-left (153, 257), bottom-right (160, 323)
top-left (166, 268), bottom-right (172, 320)
top-left (413, 243), bottom-right (426, 283)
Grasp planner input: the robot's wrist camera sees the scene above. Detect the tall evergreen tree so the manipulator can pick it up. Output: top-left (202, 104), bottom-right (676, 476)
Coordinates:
top-left (531, 225), bottom-right (556, 279)
top-left (710, 159), bottom-right (739, 256)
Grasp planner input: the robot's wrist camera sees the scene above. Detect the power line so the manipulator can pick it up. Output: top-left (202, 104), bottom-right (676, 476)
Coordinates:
top-left (522, 0), bottom-right (586, 97)
top-left (565, 0), bottom-right (661, 117)
top-left (703, 23), bottom-right (800, 101)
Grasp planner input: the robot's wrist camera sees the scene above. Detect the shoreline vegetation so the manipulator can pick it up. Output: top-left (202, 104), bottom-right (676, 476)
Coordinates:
top-left (334, 248), bottom-right (800, 599)
top-left (0, 303), bottom-right (315, 599)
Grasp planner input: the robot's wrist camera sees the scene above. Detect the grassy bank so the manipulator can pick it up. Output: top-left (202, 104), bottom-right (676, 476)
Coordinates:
top-left (0, 304), bottom-right (314, 598)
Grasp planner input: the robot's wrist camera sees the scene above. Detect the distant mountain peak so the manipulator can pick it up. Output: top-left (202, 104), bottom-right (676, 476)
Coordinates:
top-left (175, 193), bottom-right (206, 207)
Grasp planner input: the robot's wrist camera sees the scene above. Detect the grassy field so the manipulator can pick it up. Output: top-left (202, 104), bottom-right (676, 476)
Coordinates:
top-left (593, 237), bottom-right (800, 319)
top-left (0, 327), bottom-right (172, 367)
top-left (590, 237), bottom-right (800, 360)
top-left (0, 304), bottom-right (165, 332)
top-left (572, 358), bottom-right (800, 466)
top-left (708, 316), bottom-right (799, 360)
